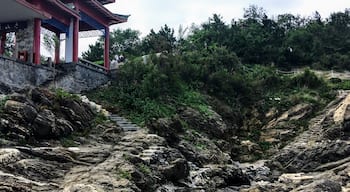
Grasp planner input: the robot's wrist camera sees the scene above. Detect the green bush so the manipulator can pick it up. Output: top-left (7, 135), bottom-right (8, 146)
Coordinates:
top-left (290, 69), bottom-right (326, 89)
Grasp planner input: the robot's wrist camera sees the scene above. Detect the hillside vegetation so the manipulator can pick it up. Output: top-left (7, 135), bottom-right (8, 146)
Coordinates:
top-left (86, 6), bottom-right (350, 155)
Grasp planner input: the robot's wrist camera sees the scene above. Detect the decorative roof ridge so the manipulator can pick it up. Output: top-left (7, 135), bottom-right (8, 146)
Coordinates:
top-left (88, 0), bottom-right (129, 24)
top-left (96, 0), bottom-right (116, 5)
top-left (47, 0), bottom-right (80, 18)
top-left (15, 0), bottom-right (52, 19)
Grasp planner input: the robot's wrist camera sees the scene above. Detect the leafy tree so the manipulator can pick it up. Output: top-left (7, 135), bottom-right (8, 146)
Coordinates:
top-left (109, 29), bottom-right (141, 57)
top-left (141, 24), bottom-right (176, 54)
top-left (82, 28), bottom-right (141, 61)
top-left (82, 42), bottom-right (104, 61)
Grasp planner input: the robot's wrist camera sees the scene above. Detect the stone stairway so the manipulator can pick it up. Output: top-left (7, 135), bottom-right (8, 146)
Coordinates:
top-left (109, 114), bottom-right (140, 132)
top-left (140, 144), bottom-right (166, 163)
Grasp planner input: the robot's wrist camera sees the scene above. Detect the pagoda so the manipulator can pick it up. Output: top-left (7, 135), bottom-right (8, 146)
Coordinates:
top-left (0, 0), bottom-right (128, 70)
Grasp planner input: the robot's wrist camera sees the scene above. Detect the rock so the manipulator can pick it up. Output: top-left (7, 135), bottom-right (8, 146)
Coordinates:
top-left (22, 104), bottom-right (38, 123)
top-left (312, 180), bottom-right (342, 192)
top-left (239, 160), bottom-right (271, 182)
top-left (231, 140), bottom-right (262, 162)
top-left (161, 158), bottom-right (189, 181)
top-left (31, 109), bottom-right (56, 139)
top-left (59, 99), bottom-right (95, 127)
top-left (54, 118), bottom-right (74, 137)
top-left (8, 93), bottom-right (29, 103)
top-left (0, 148), bottom-right (22, 165)
top-left (4, 100), bottom-right (26, 116)
top-left (179, 107), bottom-right (229, 139)
top-left (8, 124), bottom-right (31, 139)
top-left (4, 100), bottom-right (38, 123)
top-left (148, 117), bottom-right (184, 145)
top-left (188, 164), bottom-right (250, 190)
top-left (29, 88), bottom-right (53, 107)
top-left (0, 82), bottom-right (12, 94)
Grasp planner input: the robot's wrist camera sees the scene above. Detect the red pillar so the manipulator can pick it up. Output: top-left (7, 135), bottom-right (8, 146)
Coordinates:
top-left (33, 18), bottom-right (41, 64)
top-left (73, 18), bottom-right (79, 63)
top-left (104, 27), bottom-right (110, 70)
top-left (0, 32), bottom-right (6, 55)
top-left (55, 32), bottom-right (60, 64)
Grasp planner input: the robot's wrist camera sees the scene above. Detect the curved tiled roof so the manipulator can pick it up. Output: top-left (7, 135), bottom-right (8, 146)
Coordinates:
top-left (84, 0), bottom-right (129, 25)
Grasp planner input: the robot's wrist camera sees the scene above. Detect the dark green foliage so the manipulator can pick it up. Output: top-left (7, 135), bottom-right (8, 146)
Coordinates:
top-left (141, 24), bottom-right (176, 54)
top-left (291, 69), bottom-right (327, 89)
top-left (0, 96), bottom-right (8, 114)
top-left (82, 28), bottom-right (141, 61)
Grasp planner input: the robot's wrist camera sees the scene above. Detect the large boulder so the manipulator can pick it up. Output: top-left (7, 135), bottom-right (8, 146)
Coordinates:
top-left (4, 100), bottom-right (38, 123)
top-left (188, 164), bottom-right (250, 190)
top-left (59, 99), bottom-right (95, 129)
top-left (148, 117), bottom-right (184, 145)
top-left (179, 107), bottom-right (230, 139)
top-left (160, 158), bottom-right (189, 181)
top-left (31, 109), bottom-right (57, 139)
top-left (151, 148), bottom-right (190, 182)
top-left (31, 109), bottom-right (75, 139)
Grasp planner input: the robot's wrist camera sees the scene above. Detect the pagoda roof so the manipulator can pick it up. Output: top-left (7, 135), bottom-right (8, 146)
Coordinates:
top-left (97, 0), bottom-right (115, 5)
top-left (0, 0), bottom-right (50, 23)
top-left (83, 0), bottom-right (129, 25)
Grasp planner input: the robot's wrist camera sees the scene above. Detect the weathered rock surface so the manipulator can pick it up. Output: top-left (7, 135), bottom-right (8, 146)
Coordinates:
top-left (3, 89), bottom-right (350, 191)
top-left (241, 91), bottom-right (350, 191)
top-left (0, 88), bottom-right (95, 140)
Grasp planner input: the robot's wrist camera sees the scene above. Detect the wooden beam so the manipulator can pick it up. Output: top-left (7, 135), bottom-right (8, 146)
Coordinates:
top-left (0, 32), bottom-right (6, 55)
top-left (73, 18), bottom-right (79, 63)
top-left (33, 18), bottom-right (41, 64)
top-left (75, 1), bottom-right (108, 27)
top-left (55, 32), bottom-right (60, 64)
top-left (104, 27), bottom-right (110, 70)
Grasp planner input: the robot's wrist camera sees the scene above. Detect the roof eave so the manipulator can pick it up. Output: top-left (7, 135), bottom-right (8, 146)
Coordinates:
top-left (15, 0), bottom-right (52, 19)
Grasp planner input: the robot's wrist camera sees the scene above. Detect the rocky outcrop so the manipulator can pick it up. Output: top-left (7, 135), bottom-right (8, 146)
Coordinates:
top-left (0, 88), bottom-right (95, 140)
top-left (3, 88), bottom-right (350, 191)
top-left (179, 107), bottom-right (231, 139)
top-left (241, 91), bottom-right (350, 191)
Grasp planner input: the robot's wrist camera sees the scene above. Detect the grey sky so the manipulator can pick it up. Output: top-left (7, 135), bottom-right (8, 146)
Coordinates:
top-left (78, 0), bottom-right (350, 55)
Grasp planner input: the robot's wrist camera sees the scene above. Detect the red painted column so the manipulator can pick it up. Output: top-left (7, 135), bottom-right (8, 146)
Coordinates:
top-left (33, 18), bottom-right (41, 65)
top-left (104, 27), bottom-right (110, 70)
top-left (0, 32), bottom-right (6, 55)
top-left (73, 18), bottom-right (79, 63)
top-left (55, 32), bottom-right (60, 64)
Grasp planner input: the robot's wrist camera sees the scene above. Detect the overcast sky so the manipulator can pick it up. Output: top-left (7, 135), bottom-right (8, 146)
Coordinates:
top-left (78, 0), bottom-right (350, 55)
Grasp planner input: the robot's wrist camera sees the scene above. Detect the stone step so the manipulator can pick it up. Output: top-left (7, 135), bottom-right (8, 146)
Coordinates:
top-left (142, 149), bottom-right (160, 154)
top-left (109, 114), bottom-right (141, 132)
top-left (140, 157), bottom-right (152, 163)
top-left (122, 127), bottom-right (139, 132)
top-left (110, 117), bottom-right (126, 121)
top-left (149, 146), bottom-right (166, 150)
top-left (113, 120), bottom-right (137, 126)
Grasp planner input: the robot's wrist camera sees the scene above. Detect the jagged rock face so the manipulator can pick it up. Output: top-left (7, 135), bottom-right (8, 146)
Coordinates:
top-left (241, 92), bottom-right (350, 191)
top-left (179, 107), bottom-right (231, 139)
top-left (148, 117), bottom-right (184, 145)
top-left (148, 113), bottom-right (232, 166)
top-left (0, 88), bottom-right (95, 140)
top-left (0, 89), bottom-right (253, 191)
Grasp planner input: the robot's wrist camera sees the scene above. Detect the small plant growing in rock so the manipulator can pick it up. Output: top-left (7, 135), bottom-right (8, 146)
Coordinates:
top-left (92, 112), bottom-right (108, 127)
top-left (60, 135), bottom-right (78, 147)
top-left (0, 95), bottom-right (8, 114)
top-left (54, 88), bottom-right (80, 100)
top-left (137, 163), bottom-right (151, 175)
top-left (116, 169), bottom-right (132, 180)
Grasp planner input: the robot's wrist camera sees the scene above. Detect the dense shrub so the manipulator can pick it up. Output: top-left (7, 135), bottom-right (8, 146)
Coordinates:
top-left (290, 69), bottom-right (327, 89)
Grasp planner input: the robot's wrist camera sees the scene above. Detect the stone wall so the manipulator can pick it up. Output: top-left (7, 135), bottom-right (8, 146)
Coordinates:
top-left (15, 20), bottom-right (34, 62)
top-left (0, 57), bottom-right (109, 93)
top-left (0, 57), bottom-right (54, 90)
top-left (49, 63), bottom-right (109, 93)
